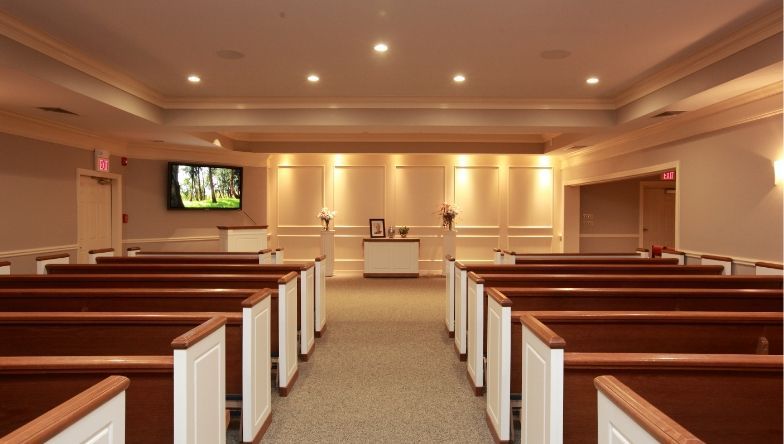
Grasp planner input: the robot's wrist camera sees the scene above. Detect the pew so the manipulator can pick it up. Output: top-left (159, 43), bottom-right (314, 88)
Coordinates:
top-left (88, 247), bottom-right (114, 264)
top-left (756, 261), bottom-right (783, 276)
top-left (0, 317), bottom-right (229, 443)
top-left (97, 254), bottom-right (329, 337)
top-left (0, 309), bottom-right (272, 443)
top-left (35, 253), bottom-right (70, 275)
top-left (495, 250), bottom-right (649, 264)
top-left (448, 259), bottom-right (682, 351)
top-left (516, 316), bottom-right (783, 444)
top-left (485, 306), bottom-right (783, 443)
top-left (0, 261), bottom-right (9, 275)
top-left (272, 247), bottom-right (284, 264)
top-left (594, 374), bottom-right (781, 443)
top-left (47, 263), bottom-right (318, 359)
top-left (131, 249), bottom-right (274, 264)
top-left (460, 265), bottom-right (725, 387)
top-left (0, 273), bottom-right (300, 395)
top-left (701, 253), bottom-right (733, 275)
top-left (662, 248), bottom-right (686, 265)
top-left (2, 375), bottom-right (129, 443)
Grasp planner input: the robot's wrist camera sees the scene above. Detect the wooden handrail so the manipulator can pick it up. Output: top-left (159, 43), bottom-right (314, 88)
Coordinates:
top-left (519, 314), bottom-right (566, 349)
top-left (2, 376), bottom-right (131, 444)
top-left (0, 355), bottom-right (173, 371)
top-left (0, 261), bottom-right (10, 267)
top-left (594, 375), bottom-right (703, 443)
top-left (511, 311), bottom-right (783, 324)
top-left (495, 287), bottom-right (782, 298)
top-left (241, 289), bottom-right (274, 307)
top-left (486, 288), bottom-right (512, 307)
top-left (314, 254), bottom-right (326, 262)
top-left (88, 248), bottom-right (114, 254)
top-left (566, 353), bottom-right (783, 370)
top-left (701, 254), bottom-right (733, 262)
top-left (0, 311), bottom-right (244, 324)
top-left (468, 271), bottom-right (484, 284)
top-left (756, 261), bottom-right (784, 270)
top-left (35, 253), bottom-right (69, 261)
top-left (278, 271), bottom-right (298, 284)
top-left (170, 316), bottom-right (227, 350)
top-left (217, 225), bottom-right (269, 230)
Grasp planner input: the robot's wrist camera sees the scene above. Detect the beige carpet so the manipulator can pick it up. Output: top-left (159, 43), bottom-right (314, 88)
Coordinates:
top-left (261, 274), bottom-right (492, 443)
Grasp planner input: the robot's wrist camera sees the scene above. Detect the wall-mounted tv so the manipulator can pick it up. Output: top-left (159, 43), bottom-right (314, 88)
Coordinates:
top-left (168, 162), bottom-right (242, 210)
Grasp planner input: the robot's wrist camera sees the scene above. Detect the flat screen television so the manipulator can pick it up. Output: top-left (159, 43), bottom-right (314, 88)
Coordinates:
top-left (167, 162), bottom-right (242, 210)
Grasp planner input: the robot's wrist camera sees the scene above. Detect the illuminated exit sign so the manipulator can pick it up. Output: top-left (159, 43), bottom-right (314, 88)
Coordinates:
top-left (660, 171), bottom-right (676, 181)
top-left (94, 149), bottom-right (110, 172)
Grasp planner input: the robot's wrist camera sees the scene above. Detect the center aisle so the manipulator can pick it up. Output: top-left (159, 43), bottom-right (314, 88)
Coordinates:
top-left (262, 275), bottom-right (490, 443)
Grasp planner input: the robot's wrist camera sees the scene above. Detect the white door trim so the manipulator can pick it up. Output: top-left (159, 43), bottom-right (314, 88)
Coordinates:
top-left (76, 168), bottom-right (122, 263)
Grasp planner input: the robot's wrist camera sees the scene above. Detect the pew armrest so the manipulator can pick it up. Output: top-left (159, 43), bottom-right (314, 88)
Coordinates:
top-left (2, 376), bottom-right (129, 444)
top-left (595, 375), bottom-right (703, 444)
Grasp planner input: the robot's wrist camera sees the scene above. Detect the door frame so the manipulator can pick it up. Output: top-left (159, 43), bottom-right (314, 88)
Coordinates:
top-left (76, 168), bottom-right (122, 263)
top-left (562, 161), bottom-right (680, 250)
top-left (638, 181), bottom-right (677, 249)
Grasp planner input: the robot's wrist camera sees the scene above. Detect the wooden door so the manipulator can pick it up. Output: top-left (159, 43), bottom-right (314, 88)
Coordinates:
top-left (641, 186), bottom-right (675, 248)
top-left (77, 175), bottom-right (113, 263)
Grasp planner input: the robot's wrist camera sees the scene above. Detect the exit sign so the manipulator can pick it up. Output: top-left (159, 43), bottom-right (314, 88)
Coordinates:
top-left (660, 171), bottom-right (676, 181)
top-left (94, 149), bottom-right (110, 172)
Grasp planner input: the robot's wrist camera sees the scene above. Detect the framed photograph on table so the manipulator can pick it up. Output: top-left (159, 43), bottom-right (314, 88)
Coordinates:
top-left (369, 219), bottom-right (386, 238)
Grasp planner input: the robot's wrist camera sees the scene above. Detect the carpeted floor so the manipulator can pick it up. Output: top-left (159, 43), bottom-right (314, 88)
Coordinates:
top-left (259, 274), bottom-right (492, 443)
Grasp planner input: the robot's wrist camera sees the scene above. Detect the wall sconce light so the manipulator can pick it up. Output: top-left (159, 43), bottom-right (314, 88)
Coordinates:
top-left (775, 159), bottom-right (783, 185)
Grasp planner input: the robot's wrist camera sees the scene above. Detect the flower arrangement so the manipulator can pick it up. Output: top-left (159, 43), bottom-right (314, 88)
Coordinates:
top-left (437, 202), bottom-right (459, 230)
top-left (398, 226), bottom-right (410, 238)
top-left (317, 207), bottom-right (336, 230)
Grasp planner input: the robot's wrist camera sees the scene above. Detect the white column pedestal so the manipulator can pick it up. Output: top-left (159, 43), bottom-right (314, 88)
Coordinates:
top-left (442, 229), bottom-right (457, 276)
top-left (320, 230), bottom-right (335, 277)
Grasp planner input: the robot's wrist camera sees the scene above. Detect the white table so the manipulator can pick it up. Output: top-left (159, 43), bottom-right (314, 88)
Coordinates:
top-left (363, 238), bottom-right (420, 277)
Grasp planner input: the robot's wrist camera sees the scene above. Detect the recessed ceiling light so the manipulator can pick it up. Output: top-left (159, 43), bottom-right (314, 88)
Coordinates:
top-left (586, 76), bottom-right (599, 85)
top-left (374, 43), bottom-right (389, 53)
top-left (187, 74), bottom-right (201, 83)
top-left (453, 74), bottom-right (466, 83)
top-left (307, 74), bottom-right (320, 83)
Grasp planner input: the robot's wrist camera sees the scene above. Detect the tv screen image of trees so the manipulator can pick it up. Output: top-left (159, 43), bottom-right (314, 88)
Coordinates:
top-left (169, 164), bottom-right (242, 209)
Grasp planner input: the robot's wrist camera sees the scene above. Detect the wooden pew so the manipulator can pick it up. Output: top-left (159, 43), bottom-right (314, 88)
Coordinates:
top-left (47, 263), bottom-right (318, 359)
top-left (88, 247), bottom-right (114, 264)
top-left (756, 261), bottom-right (784, 276)
top-left (460, 265), bottom-right (725, 388)
top-left (0, 261), bottom-right (9, 275)
top-left (485, 306), bottom-right (783, 443)
top-left (2, 375), bottom-right (129, 443)
top-left (516, 318), bottom-right (783, 444)
top-left (0, 305), bottom-right (272, 443)
top-left (0, 273), bottom-right (300, 395)
top-left (0, 317), bottom-right (229, 443)
top-left (130, 249), bottom-right (274, 264)
top-left (594, 374), bottom-right (781, 443)
top-left (97, 254), bottom-right (329, 337)
top-left (701, 253), bottom-right (733, 275)
top-left (496, 250), bottom-right (648, 264)
top-left (35, 253), bottom-right (70, 275)
top-left (448, 259), bottom-right (682, 353)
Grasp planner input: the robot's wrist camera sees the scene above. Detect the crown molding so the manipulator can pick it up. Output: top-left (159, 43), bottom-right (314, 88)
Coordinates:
top-left (221, 131), bottom-right (553, 143)
top-left (562, 82), bottom-right (783, 168)
top-left (613, 7), bottom-right (783, 108)
top-left (0, 11), bottom-right (165, 107)
top-left (159, 96), bottom-right (616, 110)
top-left (126, 141), bottom-right (269, 166)
top-left (0, 110), bottom-right (126, 152)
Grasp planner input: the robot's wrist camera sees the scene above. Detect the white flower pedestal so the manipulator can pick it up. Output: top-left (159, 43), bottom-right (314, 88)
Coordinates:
top-left (442, 229), bottom-right (457, 276)
top-left (320, 229), bottom-right (335, 277)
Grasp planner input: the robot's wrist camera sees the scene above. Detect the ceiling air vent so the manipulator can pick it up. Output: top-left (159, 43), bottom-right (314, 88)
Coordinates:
top-left (37, 106), bottom-right (79, 116)
top-left (652, 110), bottom-right (685, 118)
top-left (567, 145), bottom-right (589, 151)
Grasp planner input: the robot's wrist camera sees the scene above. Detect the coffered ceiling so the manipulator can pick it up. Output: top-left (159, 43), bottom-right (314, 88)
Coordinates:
top-left (0, 0), bottom-right (781, 156)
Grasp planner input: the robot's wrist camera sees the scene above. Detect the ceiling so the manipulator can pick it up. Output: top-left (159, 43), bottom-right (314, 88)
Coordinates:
top-left (0, 0), bottom-right (781, 156)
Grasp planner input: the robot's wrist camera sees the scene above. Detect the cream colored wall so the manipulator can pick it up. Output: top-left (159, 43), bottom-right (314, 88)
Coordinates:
top-left (0, 132), bottom-right (267, 272)
top-left (563, 115), bottom-right (783, 263)
top-left (268, 154), bottom-right (557, 273)
top-left (579, 178), bottom-right (649, 253)
top-left (0, 133), bottom-right (89, 273)
top-left (121, 157), bottom-right (267, 251)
